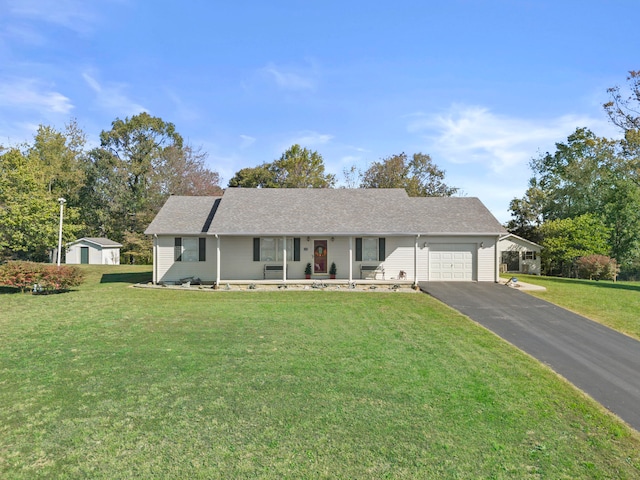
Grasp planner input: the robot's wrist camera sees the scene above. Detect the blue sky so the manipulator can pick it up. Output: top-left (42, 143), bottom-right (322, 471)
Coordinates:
top-left (1, 0), bottom-right (637, 222)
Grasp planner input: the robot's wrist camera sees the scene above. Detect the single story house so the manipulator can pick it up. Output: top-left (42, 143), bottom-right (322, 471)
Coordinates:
top-left (65, 237), bottom-right (122, 265)
top-left (498, 233), bottom-right (542, 275)
top-left (144, 188), bottom-right (507, 285)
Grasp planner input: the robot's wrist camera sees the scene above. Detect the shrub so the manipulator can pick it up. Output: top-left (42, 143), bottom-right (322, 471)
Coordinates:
top-left (0, 261), bottom-right (84, 293)
top-left (576, 255), bottom-right (619, 281)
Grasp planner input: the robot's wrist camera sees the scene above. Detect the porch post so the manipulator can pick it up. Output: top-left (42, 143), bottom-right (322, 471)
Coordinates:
top-left (153, 234), bottom-right (158, 284)
top-left (282, 236), bottom-right (287, 282)
top-left (414, 234), bottom-right (420, 285)
top-left (348, 236), bottom-right (353, 283)
top-left (216, 235), bottom-right (221, 286)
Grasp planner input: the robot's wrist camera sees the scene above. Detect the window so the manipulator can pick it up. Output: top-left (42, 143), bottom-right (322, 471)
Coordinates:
top-left (355, 237), bottom-right (386, 261)
top-left (175, 237), bottom-right (206, 262)
top-left (253, 238), bottom-right (301, 261)
top-left (362, 238), bottom-right (378, 261)
top-left (523, 250), bottom-right (536, 260)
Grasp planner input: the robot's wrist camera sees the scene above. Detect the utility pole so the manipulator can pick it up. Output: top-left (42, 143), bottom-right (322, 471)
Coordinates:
top-left (57, 197), bottom-right (66, 266)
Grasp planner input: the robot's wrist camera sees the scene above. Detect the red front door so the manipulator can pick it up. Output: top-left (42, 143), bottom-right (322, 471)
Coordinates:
top-left (314, 240), bottom-right (328, 274)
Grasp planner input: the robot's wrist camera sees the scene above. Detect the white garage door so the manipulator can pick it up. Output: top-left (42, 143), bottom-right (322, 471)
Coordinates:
top-left (429, 244), bottom-right (475, 281)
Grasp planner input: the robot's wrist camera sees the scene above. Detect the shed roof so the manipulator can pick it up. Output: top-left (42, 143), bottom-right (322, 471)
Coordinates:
top-left (68, 237), bottom-right (122, 247)
top-left (146, 189), bottom-right (506, 236)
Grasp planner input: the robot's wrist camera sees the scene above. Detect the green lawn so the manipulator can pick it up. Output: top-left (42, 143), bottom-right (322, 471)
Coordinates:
top-left (510, 274), bottom-right (640, 341)
top-left (1, 266), bottom-right (639, 478)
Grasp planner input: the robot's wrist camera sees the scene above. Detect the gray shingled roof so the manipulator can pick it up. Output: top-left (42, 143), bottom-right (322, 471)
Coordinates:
top-left (68, 237), bottom-right (122, 247)
top-left (146, 189), bottom-right (506, 236)
top-left (144, 196), bottom-right (222, 234)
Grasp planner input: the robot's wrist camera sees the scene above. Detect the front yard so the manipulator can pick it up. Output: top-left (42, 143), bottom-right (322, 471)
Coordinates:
top-left (510, 274), bottom-right (640, 340)
top-left (1, 266), bottom-right (639, 478)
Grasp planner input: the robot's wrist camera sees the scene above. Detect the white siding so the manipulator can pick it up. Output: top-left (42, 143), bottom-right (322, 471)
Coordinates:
top-left (156, 235), bottom-right (218, 283)
top-left (421, 236), bottom-right (499, 282)
top-left (498, 237), bottom-right (541, 275)
top-left (153, 234), bottom-right (500, 283)
top-left (66, 241), bottom-right (120, 265)
top-left (477, 237), bottom-right (497, 282)
top-left (378, 236), bottom-right (416, 280)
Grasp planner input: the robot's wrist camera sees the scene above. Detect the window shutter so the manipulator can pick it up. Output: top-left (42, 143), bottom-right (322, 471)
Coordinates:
top-left (378, 237), bottom-right (386, 261)
top-left (355, 238), bottom-right (362, 261)
top-left (199, 238), bottom-right (206, 261)
top-left (253, 238), bottom-right (260, 261)
top-left (174, 237), bottom-right (182, 261)
top-left (293, 238), bottom-right (300, 261)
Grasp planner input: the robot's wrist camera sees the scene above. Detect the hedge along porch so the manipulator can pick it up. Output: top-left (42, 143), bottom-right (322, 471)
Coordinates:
top-left (145, 189), bottom-right (507, 285)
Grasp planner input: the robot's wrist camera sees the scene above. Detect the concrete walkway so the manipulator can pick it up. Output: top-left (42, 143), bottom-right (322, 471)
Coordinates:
top-left (419, 281), bottom-right (640, 431)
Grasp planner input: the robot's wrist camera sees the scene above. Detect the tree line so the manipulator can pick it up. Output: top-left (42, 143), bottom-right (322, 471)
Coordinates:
top-left (0, 113), bottom-right (456, 263)
top-left (507, 71), bottom-right (640, 278)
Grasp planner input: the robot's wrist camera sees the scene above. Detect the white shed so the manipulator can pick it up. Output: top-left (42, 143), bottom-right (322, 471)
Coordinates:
top-left (66, 237), bottom-right (122, 265)
top-left (498, 234), bottom-right (541, 275)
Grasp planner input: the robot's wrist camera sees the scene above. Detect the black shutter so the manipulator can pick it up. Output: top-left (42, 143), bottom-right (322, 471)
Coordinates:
top-left (355, 238), bottom-right (362, 261)
top-left (378, 238), bottom-right (385, 261)
top-left (199, 238), bottom-right (206, 261)
top-left (253, 238), bottom-right (260, 261)
top-left (174, 237), bottom-right (182, 261)
top-left (293, 238), bottom-right (300, 261)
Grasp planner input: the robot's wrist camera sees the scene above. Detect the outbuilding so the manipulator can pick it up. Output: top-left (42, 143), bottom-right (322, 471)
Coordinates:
top-left (498, 234), bottom-right (542, 275)
top-left (65, 237), bottom-right (122, 265)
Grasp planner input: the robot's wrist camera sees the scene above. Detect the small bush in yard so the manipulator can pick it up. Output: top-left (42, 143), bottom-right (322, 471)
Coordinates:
top-left (576, 255), bottom-right (619, 281)
top-left (0, 261), bottom-right (84, 293)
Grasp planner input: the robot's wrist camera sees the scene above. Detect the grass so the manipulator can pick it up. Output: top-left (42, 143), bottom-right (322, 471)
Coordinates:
top-left (509, 274), bottom-right (640, 341)
top-left (1, 265), bottom-right (640, 478)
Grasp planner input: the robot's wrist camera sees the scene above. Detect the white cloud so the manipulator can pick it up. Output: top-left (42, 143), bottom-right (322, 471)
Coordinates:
top-left (239, 134), bottom-right (256, 148)
top-left (288, 131), bottom-right (333, 147)
top-left (408, 104), bottom-right (612, 174)
top-left (407, 104), bottom-right (618, 223)
top-left (0, 77), bottom-right (73, 113)
top-left (261, 62), bottom-right (317, 91)
top-left (4, 0), bottom-right (101, 34)
top-left (82, 71), bottom-right (147, 117)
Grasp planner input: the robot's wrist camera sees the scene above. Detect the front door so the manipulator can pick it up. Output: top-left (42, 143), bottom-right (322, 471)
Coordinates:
top-left (314, 240), bottom-right (328, 274)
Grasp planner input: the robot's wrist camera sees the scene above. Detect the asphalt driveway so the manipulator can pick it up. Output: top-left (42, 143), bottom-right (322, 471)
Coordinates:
top-left (420, 281), bottom-right (640, 431)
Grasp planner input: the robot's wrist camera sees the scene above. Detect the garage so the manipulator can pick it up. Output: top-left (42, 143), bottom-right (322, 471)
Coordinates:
top-left (429, 243), bottom-right (475, 281)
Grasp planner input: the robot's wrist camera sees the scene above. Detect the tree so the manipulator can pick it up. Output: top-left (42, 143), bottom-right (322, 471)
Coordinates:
top-left (360, 152), bottom-right (457, 196)
top-left (228, 164), bottom-right (276, 188)
top-left (507, 128), bottom-right (640, 267)
top-left (528, 128), bottom-right (617, 220)
top-left (604, 70), bottom-right (640, 132)
top-left (271, 145), bottom-right (335, 188)
top-left (153, 145), bottom-right (222, 198)
top-left (0, 149), bottom-right (81, 261)
top-left (538, 214), bottom-right (610, 276)
top-left (27, 120), bottom-right (87, 204)
top-left (228, 145), bottom-right (335, 188)
top-left (94, 112), bottom-right (184, 234)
